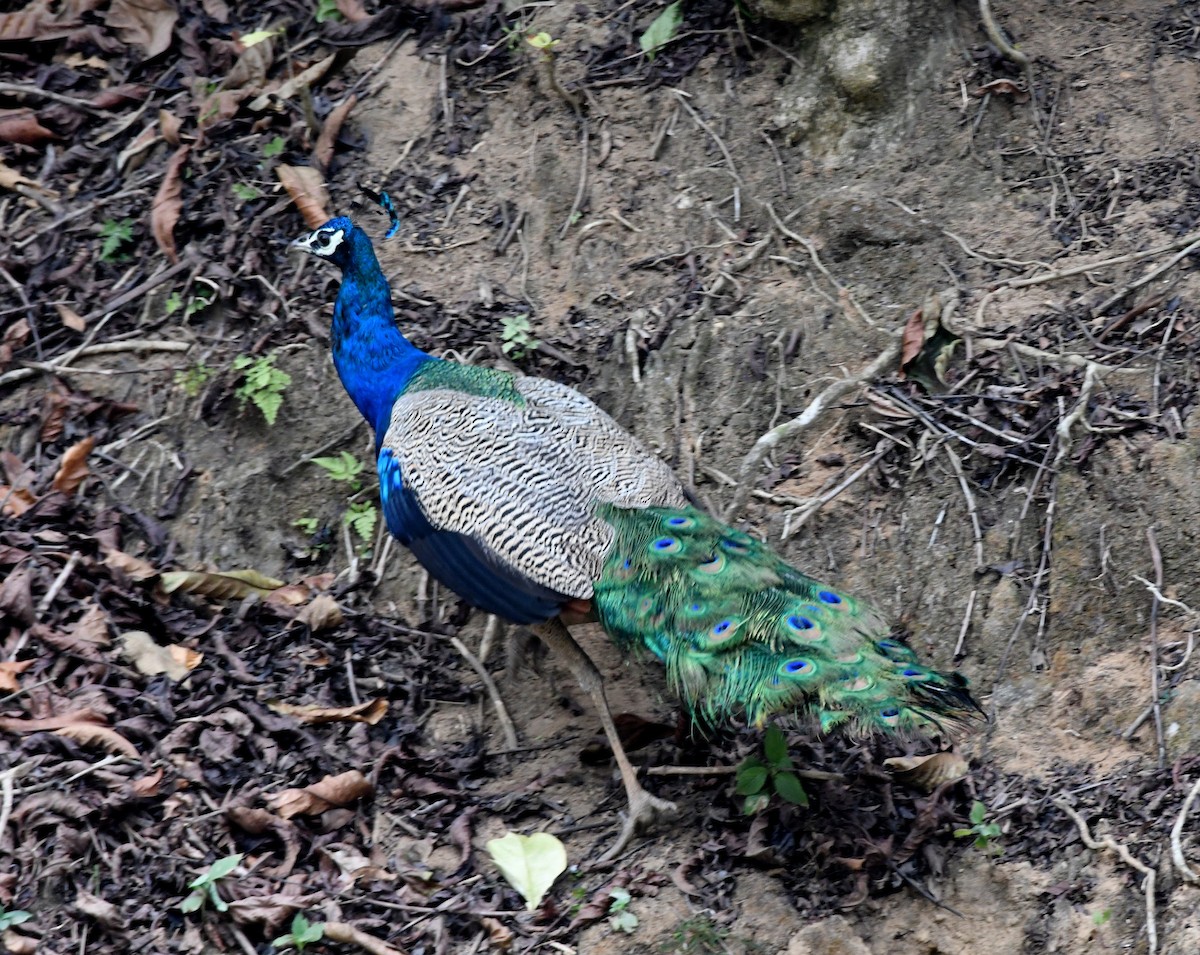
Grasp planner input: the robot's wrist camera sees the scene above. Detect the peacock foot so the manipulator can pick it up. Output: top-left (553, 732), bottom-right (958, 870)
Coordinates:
top-left (594, 785), bottom-right (679, 866)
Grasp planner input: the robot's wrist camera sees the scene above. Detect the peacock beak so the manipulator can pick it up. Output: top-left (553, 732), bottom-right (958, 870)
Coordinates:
top-left (290, 233), bottom-right (319, 255)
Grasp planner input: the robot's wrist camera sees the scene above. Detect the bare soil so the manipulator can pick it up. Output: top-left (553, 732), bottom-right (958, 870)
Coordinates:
top-left (5, 1), bottom-right (1200, 953)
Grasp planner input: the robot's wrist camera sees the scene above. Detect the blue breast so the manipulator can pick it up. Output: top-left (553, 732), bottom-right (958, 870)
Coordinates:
top-left (377, 448), bottom-right (568, 624)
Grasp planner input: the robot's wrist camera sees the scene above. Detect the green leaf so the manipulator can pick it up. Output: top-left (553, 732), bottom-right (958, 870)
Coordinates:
top-left (763, 725), bottom-right (787, 765)
top-left (969, 800), bottom-right (987, 826)
top-left (486, 831), bottom-right (567, 911)
top-left (0, 909), bottom-right (32, 930)
top-left (639, 1), bottom-right (683, 60)
top-left (311, 451), bottom-right (364, 483)
top-left (742, 792), bottom-right (770, 816)
top-left (179, 892), bottom-right (204, 913)
top-left (773, 771), bottom-right (809, 807)
top-left (263, 135), bottom-right (287, 159)
top-left (735, 762), bottom-right (768, 796)
top-left (608, 887), bottom-right (631, 911)
top-left (344, 501), bottom-right (377, 543)
top-left (610, 909), bottom-right (639, 933)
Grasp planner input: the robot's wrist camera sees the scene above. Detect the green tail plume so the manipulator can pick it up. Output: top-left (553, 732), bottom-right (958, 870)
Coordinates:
top-left (592, 505), bottom-right (979, 737)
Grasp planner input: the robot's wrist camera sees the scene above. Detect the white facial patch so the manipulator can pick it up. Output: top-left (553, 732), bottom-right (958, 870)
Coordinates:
top-left (302, 227), bottom-right (345, 257)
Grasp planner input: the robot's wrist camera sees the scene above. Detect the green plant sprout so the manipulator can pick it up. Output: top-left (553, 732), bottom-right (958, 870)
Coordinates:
top-left (500, 314), bottom-right (540, 359)
top-left (233, 353), bottom-right (291, 425)
top-left (607, 887), bottom-right (638, 934)
top-left (232, 182), bottom-right (262, 203)
top-left (273, 912), bottom-right (325, 952)
top-left (525, 32), bottom-right (580, 112)
top-left (166, 287), bottom-right (214, 319)
top-left (99, 218), bottom-right (135, 262)
top-left (293, 516), bottom-right (319, 535)
top-left (735, 724), bottom-right (808, 815)
top-left (344, 499), bottom-right (378, 545)
top-left (954, 800), bottom-right (1002, 854)
top-left (0, 905), bottom-right (32, 932)
top-left (314, 0), bottom-right (342, 24)
top-left (311, 451), bottom-right (365, 485)
top-left (175, 363), bottom-right (214, 397)
top-left (640, 1), bottom-right (683, 60)
top-left (180, 853), bottom-right (243, 913)
top-left (262, 135), bottom-right (287, 159)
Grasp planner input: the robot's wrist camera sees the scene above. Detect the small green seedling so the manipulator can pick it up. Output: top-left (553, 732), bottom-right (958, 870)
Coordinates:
top-left (311, 451), bottom-right (365, 486)
top-left (0, 905), bottom-right (32, 932)
top-left (180, 852), bottom-right (243, 913)
top-left (262, 135), bottom-right (287, 159)
top-left (99, 218), bottom-right (135, 262)
top-left (500, 314), bottom-right (540, 359)
top-left (735, 724), bottom-right (809, 815)
top-left (166, 287), bottom-right (214, 319)
top-left (293, 516), bottom-right (319, 535)
top-left (639, 1), bottom-right (682, 60)
top-left (1092, 908), bottom-right (1113, 927)
top-left (314, 0), bottom-right (342, 24)
top-left (232, 182), bottom-right (262, 203)
top-left (344, 500), bottom-right (378, 544)
top-left (175, 363), bottom-right (214, 397)
top-left (233, 353), bottom-right (291, 425)
top-left (273, 912), bottom-right (325, 952)
top-left (954, 800), bottom-right (1002, 854)
top-left (607, 887), bottom-right (638, 934)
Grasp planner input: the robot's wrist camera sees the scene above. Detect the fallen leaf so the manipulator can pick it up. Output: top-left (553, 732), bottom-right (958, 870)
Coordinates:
top-left (131, 767), bottom-right (164, 796)
top-left (0, 708), bottom-right (108, 733)
top-left (160, 568), bottom-right (284, 600)
top-left (67, 602), bottom-right (110, 648)
top-left (276, 164), bottom-right (330, 228)
top-left (0, 660), bottom-right (33, 692)
top-left (486, 831), bottom-right (567, 911)
top-left (119, 630), bottom-right (201, 680)
top-left (0, 486), bottom-right (36, 517)
top-left (292, 593), bottom-right (343, 631)
top-left (323, 922), bottom-right (405, 955)
top-left (267, 698), bottom-right (387, 725)
top-left (0, 107), bottom-right (58, 145)
top-left (313, 93), bottom-right (356, 170)
top-left (75, 888), bottom-right (124, 928)
top-left (899, 306), bottom-right (925, 370)
top-left (54, 722), bottom-right (140, 759)
top-left (0, 160), bottom-right (51, 194)
top-left (106, 0), bottom-right (178, 59)
top-left (151, 144), bottom-right (189, 262)
top-left (159, 108), bottom-right (182, 145)
top-left (247, 53), bottom-right (335, 112)
top-left (321, 843), bottom-right (396, 884)
top-left (0, 929), bottom-right (37, 954)
top-left (266, 770), bottom-right (373, 819)
top-left (103, 547), bottom-right (159, 581)
top-left (52, 436), bottom-right (94, 495)
top-left (55, 304), bottom-right (85, 331)
top-left (884, 751), bottom-right (969, 792)
top-left (0, 565), bottom-right (35, 625)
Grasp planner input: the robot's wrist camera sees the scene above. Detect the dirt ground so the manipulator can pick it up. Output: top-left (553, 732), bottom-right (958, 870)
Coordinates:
top-left (5, 0), bottom-right (1200, 953)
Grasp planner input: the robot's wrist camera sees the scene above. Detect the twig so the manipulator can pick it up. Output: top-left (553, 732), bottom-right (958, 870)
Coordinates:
top-left (671, 88), bottom-right (743, 198)
top-left (780, 448), bottom-right (888, 540)
top-left (0, 340), bottom-right (193, 388)
top-left (1145, 527), bottom-right (1166, 770)
top-left (1092, 236), bottom-right (1200, 317)
top-left (973, 338), bottom-right (1144, 379)
top-left (1052, 362), bottom-right (1099, 469)
top-left (978, 0), bottom-right (1030, 70)
top-left (724, 337), bottom-right (901, 522)
top-left (944, 445), bottom-right (984, 569)
top-left (559, 120), bottom-right (589, 239)
top-left (447, 635), bottom-right (518, 749)
top-left (36, 552), bottom-right (81, 618)
top-left (0, 768), bottom-right (13, 851)
top-left (1170, 775), bottom-right (1200, 884)
top-left (1053, 798), bottom-right (1157, 955)
top-left (0, 80), bottom-right (107, 116)
top-left (954, 589), bottom-right (978, 658)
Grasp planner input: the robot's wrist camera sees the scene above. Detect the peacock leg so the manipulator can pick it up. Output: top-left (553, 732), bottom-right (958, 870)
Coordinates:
top-left (529, 619), bottom-right (677, 862)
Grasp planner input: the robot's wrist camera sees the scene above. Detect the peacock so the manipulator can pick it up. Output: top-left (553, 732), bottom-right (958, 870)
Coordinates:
top-left (292, 215), bottom-right (980, 860)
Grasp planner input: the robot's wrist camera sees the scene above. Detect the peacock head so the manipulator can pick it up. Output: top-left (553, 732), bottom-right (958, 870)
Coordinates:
top-left (290, 216), bottom-right (358, 270)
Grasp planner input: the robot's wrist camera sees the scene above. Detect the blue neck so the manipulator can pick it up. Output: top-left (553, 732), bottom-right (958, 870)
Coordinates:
top-left (330, 237), bottom-right (433, 441)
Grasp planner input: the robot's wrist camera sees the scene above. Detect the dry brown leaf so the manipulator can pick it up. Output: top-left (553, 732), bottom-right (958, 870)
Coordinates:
top-left (151, 144), bottom-right (189, 262)
top-left (54, 722), bottom-right (140, 759)
top-left (0, 160), bottom-right (48, 193)
top-left (159, 108), bottom-right (182, 145)
top-left (106, 0), bottom-right (178, 59)
top-left (0, 929), bottom-right (37, 955)
top-left (0, 107), bottom-right (57, 145)
top-left (115, 123), bottom-right (159, 175)
top-left (131, 766), bottom-right (164, 796)
top-left (335, 0), bottom-right (369, 20)
top-left (898, 306), bottom-right (925, 372)
top-left (55, 303), bottom-right (85, 332)
top-left (883, 751), bottom-right (969, 792)
top-left (102, 547), bottom-right (159, 581)
top-left (67, 602), bottom-right (110, 648)
top-left (314, 93), bottom-right (356, 171)
top-left (75, 888), bottom-right (124, 928)
top-left (481, 916), bottom-right (514, 950)
top-left (276, 165), bottom-right (330, 228)
top-left (225, 32), bottom-right (274, 90)
top-left (0, 708), bottom-right (107, 733)
top-left (0, 660), bottom-right (33, 692)
top-left (0, 0), bottom-right (102, 42)
top-left (248, 54), bottom-right (335, 112)
top-left (0, 486), bottom-right (36, 517)
top-left (268, 698), bottom-right (387, 726)
top-left (321, 843), bottom-right (395, 885)
top-left (266, 770), bottom-right (373, 819)
top-left (293, 593), bottom-right (343, 631)
top-left (0, 566), bottom-right (35, 625)
top-left (52, 435), bottom-right (94, 496)
top-left (119, 630), bottom-right (200, 680)
top-left (160, 568), bottom-right (284, 600)
top-left (323, 922), bottom-right (405, 955)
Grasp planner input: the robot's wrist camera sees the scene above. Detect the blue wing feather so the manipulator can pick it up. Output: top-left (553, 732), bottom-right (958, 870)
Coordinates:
top-left (377, 448), bottom-right (568, 624)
